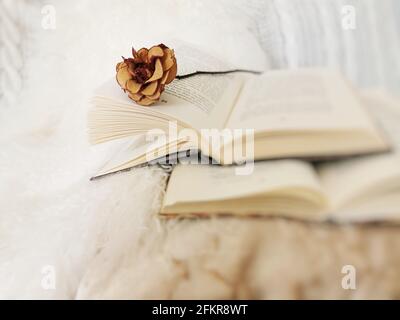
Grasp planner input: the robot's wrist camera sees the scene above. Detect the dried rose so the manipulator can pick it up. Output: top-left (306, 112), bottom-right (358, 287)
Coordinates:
top-left (116, 44), bottom-right (177, 106)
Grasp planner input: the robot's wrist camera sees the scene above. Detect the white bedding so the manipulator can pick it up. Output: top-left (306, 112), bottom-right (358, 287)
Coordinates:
top-left (0, 0), bottom-right (266, 299)
top-left (1, 0), bottom-right (399, 299)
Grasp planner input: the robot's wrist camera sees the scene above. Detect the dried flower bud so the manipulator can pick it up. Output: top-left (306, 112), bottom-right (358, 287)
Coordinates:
top-left (116, 44), bottom-right (177, 106)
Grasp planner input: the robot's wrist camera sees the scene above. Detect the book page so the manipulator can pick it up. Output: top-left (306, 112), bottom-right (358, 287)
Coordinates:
top-left (94, 73), bottom-right (243, 131)
top-left (225, 69), bottom-right (376, 132)
top-left (154, 40), bottom-right (247, 128)
top-left (163, 160), bottom-right (323, 206)
top-left (92, 135), bottom-right (150, 177)
top-left (167, 38), bottom-right (266, 76)
top-left (318, 90), bottom-right (400, 207)
top-left (160, 73), bottom-right (244, 129)
top-left (92, 135), bottom-right (193, 178)
top-left (172, 40), bottom-right (233, 76)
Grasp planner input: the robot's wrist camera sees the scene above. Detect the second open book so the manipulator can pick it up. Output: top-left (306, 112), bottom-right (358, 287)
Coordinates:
top-left (162, 90), bottom-right (400, 222)
top-left (89, 66), bottom-right (389, 178)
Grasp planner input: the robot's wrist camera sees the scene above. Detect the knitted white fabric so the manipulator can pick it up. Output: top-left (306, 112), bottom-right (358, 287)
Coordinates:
top-left (0, 0), bottom-right (24, 106)
top-left (235, 0), bottom-right (400, 93)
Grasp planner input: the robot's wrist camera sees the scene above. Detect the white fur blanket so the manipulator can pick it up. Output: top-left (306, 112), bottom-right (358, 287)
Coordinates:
top-left (1, 0), bottom-right (400, 299)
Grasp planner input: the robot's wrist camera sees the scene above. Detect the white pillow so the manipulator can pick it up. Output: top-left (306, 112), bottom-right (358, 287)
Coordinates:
top-left (130, 0), bottom-right (269, 72)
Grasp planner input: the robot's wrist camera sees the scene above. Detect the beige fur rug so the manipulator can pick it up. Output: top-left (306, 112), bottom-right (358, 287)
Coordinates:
top-left (76, 177), bottom-right (400, 300)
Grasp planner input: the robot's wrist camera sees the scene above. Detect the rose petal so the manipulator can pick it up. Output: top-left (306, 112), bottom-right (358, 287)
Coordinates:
top-left (147, 88), bottom-right (161, 100)
top-left (137, 48), bottom-right (149, 62)
top-left (138, 97), bottom-right (155, 106)
top-left (141, 81), bottom-right (158, 95)
top-left (128, 93), bottom-right (142, 101)
top-left (116, 66), bottom-right (131, 89)
top-left (161, 49), bottom-right (175, 71)
top-left (160, 70), bottom-right (170, 84)
top-left (126, 79), bottom-right (142, 94)
top-left (145, 59), bottom-right (163, 83)
top-left (165, 62), bottom-right (177, 84)
top-left (116, 61), bottom-right (128, 72)
top-left (148, 46), bottom-right (164, 61)
top-left (132, 47), bottom-right (138, 58)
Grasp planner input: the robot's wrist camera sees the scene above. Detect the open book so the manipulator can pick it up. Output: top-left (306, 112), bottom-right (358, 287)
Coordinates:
top-left (161, 90), bottom-right (400, 223)
top-left (88, 46), bottom-right (389, 178)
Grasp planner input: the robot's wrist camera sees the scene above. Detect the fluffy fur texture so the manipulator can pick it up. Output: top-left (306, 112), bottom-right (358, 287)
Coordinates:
top-left (77, 219), bottom-right (400, 299)
top-left (1, 0), bottom-right (400, 299)
top-left (0, 0), bottom-right (265, 299)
